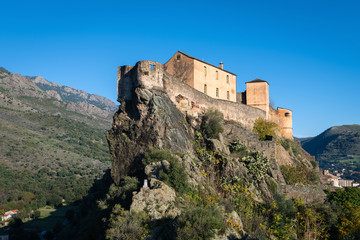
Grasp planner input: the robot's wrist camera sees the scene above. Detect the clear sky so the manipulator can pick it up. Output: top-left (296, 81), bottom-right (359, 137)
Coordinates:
top-left (1, 0), bottom-right (359, 137)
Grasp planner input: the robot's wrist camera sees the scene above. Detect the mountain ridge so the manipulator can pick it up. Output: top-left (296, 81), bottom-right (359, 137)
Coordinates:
top-left (0, 66), bottom-right (114, 211)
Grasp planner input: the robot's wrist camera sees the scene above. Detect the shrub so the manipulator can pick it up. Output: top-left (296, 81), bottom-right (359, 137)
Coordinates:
top-left (175, 205), bottom-right (226, 240)
top-left (142, 148), bottom-right (176, 166)
top-left (253, 118), bottom-right (278, 141)
top-left (143, 148), bottom-right (189, 194)
top-left (106, 204), bottom-right (150, 240)
top-left (241, 151), bottom-right (270, 182)
top-left (201, 109), bottom-right (224, 139)
top-left (280, 139), bottom-right (291, 150)
top-left (229, 140), bottom-right (246, 153)
top-left (267, 193), bottom-right (296, 239)
top-left (280, 139), bottom-right (302, 157)
top-left (106, 177), bottom-right (140, 209)
top-left (280, 164), bottom-right (319, 185)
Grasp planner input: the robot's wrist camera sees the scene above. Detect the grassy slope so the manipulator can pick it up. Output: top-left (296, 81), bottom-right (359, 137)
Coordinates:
top-left (0, 70), bottom-right (114, 211)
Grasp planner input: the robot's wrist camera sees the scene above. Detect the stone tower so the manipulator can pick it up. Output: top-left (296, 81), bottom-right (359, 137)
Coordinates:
top-left (246, 79), bottom-right (270, 118)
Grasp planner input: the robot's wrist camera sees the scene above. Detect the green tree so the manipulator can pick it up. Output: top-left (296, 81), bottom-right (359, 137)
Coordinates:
top-left (253, 118), bottom-right (278, 141)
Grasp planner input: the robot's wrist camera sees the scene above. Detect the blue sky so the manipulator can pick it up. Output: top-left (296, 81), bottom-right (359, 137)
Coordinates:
top-left (1, 0), bottom-right (359, 137)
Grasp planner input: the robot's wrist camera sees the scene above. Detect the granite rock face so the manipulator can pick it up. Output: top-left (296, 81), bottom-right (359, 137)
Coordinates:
top-left (144, 160), bottom-right (170, 178)
top-left (107, 87), bottom-right (193, 185)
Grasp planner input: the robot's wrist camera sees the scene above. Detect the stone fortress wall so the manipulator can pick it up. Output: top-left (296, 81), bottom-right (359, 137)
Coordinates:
top-left (118, 60), bottom-right (265, 131)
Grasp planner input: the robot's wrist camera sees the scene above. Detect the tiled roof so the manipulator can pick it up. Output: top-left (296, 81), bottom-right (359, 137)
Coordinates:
top-left (177, 51), bottom-right (237, 76)
top-left (246, 78), bottom-right (269, 84)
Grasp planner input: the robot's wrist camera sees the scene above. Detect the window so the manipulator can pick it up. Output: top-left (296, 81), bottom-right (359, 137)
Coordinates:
top-left (150, 64), bottom-right (155, 70)
top-left (227, 91), bottom-right (230, 100)
top-left (285, 112), bottom-right (290, 117)
top-left (204, 84), bottom-right (207, 94)
top-left (177, 54), bottom-right (181, 60)
top-left (204, 66), bottom-right (207, 77)
top-left (226, 75), bottom-right (229, 84)
top-left (216, 71), bottom-right (218, 80)
top-left (216, 88), bottom-right (219, 97)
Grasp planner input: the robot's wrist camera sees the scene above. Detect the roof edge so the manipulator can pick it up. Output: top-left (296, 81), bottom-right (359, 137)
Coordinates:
top-left (177, 51), bottom-right (237, 76)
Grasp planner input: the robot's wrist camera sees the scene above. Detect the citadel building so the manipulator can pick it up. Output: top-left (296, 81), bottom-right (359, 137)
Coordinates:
top-left (117, 51), bottom-right (293, 139)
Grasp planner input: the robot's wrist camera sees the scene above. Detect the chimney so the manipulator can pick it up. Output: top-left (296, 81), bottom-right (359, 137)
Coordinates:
top-left (219, 61), bottom-right (223, 69)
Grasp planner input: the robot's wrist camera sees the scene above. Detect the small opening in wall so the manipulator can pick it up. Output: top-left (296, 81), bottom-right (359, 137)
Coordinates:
top-left (177, 54), bottom-right (181, 60)
top-left (216, 88), bottom-right (219, 97)
top-left (150, 64), bottom-right (155, 70)
top-left (285, 112), bottom-right (290, 117)
top-left (204, 84), bottom-right (207, 94)
top-left (227, 91), bottom-right (230, 100)
top-left (226, 75), bottom-right (229, 84)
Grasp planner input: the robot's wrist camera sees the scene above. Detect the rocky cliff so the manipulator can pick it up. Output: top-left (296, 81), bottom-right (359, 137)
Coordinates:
top-left (104, 62), bottom-right (328, 239)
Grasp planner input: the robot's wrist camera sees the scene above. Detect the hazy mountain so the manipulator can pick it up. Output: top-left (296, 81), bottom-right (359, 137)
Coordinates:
top-left (26, 75), bottom-right (117, 112)
top-left (0, 66), bottom-right (117, 210)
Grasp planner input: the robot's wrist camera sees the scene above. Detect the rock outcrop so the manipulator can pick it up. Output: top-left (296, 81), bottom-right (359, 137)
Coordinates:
top-left (107, 87), bottom-right (193, 185)
top-left (130, 178), bottom-right (180, 220)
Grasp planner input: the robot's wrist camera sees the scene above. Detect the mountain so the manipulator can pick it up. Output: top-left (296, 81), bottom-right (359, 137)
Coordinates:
top-left (0, 67), bottom-right (116, 210)
top-left (301, 125), bottom-right (360, 161)
top-left (301, 125), bottom-right (360, 175)
top-left (26, 75), bottom-right (117, 112)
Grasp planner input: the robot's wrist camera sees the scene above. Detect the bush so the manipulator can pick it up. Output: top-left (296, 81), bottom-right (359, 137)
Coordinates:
top-left (241, 151), bottom-right (270, 182)
top-left (253, 118), bottom-right (278, 141)
top-left (228, 140), bottom-right (246, 153)
top-left (280, 139), bottom-right (302, 157)
top-left (281, 164), bottom-right (319, 185)
top-left (267, 193), bottom-right (296, 239)
top-left (175, 205), bottom-right (226, 240)
top-left (201, 109), bottom-right (224, 139)
top-left (143, 148), bottom-right (189, 194)
top-left (106, 204), bottom-right (150, 240)
top-left (142, 148), bottom-right (176, 166)
top-left (106, 177), bottom-right (140, 209)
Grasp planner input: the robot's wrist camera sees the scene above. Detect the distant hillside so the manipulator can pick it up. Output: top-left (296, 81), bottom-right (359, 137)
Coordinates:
top-left (300, 125), bottom-right (360, 176)
top-left (26, 75), bottom-right (117, 112)
top-left (0, 66), bottom-right (117, 210)
top-left (302, 125), bottom-right (360, 161)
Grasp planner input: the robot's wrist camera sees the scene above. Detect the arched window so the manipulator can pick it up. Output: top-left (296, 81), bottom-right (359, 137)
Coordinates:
top-left (226, 75), bottom-right (229, 84)
top-left (227, 91), bottom-right (230, 100)
top-left (216, 88), bottom-right (219, 97)
top-left (204, 84), bottom-right (207, 94)
top-left (216, 71), bottom-right (218, 80)
top-left (177, 54), bottom-right (181, 60)
top-left (204, 66), bottom-right (207, 77)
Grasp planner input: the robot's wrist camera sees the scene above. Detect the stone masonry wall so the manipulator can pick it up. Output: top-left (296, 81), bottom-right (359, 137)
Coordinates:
top-left (118, 60), bottom-right (266, 131)
top-left (162, 71), bottom-right (265, 130)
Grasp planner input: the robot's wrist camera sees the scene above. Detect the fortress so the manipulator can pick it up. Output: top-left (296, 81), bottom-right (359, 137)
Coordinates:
top-left (117, 51), bottom-right (293, 139)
